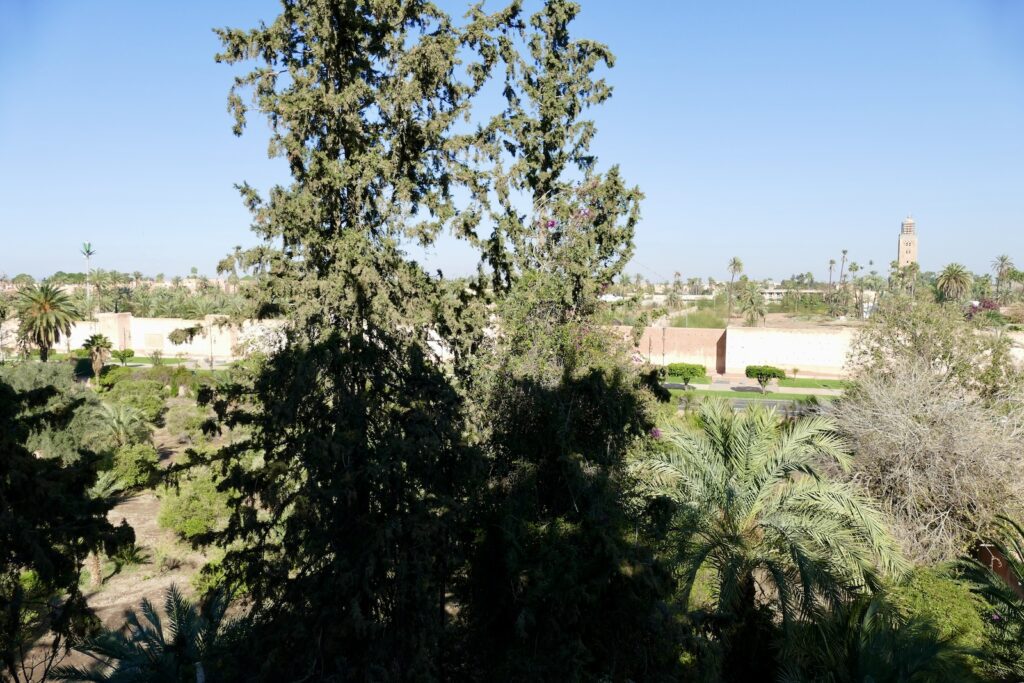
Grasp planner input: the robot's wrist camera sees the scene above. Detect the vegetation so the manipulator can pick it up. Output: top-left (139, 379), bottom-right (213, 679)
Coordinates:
top-left (936, 262), bottom-right (973, 302)
top-left (736, 279), bottom-right (766, 326)
top-left (111, 443), bottom-right (160, 489)
top-left (665, 362), bottom-right (707, 388)
top-left (158, 470), bottom-right (229, 543)
top-left (0, 375), bottom-right (131, 682)
top-left (52, 585), bottom-right (229, 682)
top-left (2, 1), bottom-right (1022, 681)
top-left (745, 364), bottom-right (786, 393)
top-left (636, 399), bottom-right (904, 679)
top-left (15, 283), bottom-right (79, 362)
top-left (778, 377), bottom-right (848, 389)
top-left (726, 256), bottom-right (743, 323)
top-left (668, 309), bottom-right (726, 328)
top-left (82, 334), bottom-right (112, 382)
top-left (112, 348), bottom-right (135, 366)
top-left (960, 517), bottom-right (1024, 679)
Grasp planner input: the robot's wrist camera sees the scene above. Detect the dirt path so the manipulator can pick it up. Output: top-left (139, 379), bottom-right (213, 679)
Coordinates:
top-left (84, 492), bottom-right (208, 628)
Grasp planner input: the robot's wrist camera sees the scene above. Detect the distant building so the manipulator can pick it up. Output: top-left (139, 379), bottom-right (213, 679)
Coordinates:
top-left (897, 216), bottom-right (918, 267)
top-left (759, 288), bottom-right (824, 303)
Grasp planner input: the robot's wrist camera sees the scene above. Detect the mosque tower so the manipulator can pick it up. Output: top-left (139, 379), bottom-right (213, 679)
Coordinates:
top-left (897, 216), bottom-right (918, 267)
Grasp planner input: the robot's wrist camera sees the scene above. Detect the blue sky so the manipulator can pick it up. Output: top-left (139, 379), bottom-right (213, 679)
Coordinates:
top-left (2, 1), bottom-right (1023, 283)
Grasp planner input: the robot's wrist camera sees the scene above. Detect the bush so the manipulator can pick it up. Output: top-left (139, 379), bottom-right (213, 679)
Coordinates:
top-left (889, 567), bottom-right (990, 676)
top-left (164, 403), bottom-right (212, 444)
top-left (111, 443), bottom-right (160, 489)
top-left (112, 348), bottom-right (136, 366)
top-left (745, 365), bottom-right (785, 393)
top-left (98, 365), bottom-right (135, 390)
top-left (831, 362), bottom-right (1024, 563)
top-left (668, 310), bottom-right (725, 328)
top-left (106, 380), bottom-right (167, 423)
top-left (665, 362), bottom-right (707, 387)
top-left (158, 469), bottom-right (230, 542)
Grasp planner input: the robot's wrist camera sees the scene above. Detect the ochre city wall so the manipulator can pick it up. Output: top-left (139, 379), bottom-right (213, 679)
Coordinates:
top-left (611, 325), bottom-right (725, 374)
top-left (614, 325), bottom-right (856, 377)
top-left (9, 316), bottom-right (1015, 378)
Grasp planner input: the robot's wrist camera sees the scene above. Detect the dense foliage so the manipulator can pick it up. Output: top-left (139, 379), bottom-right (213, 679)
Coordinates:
top-left (2, 1), bottom-right (1021, 681)
top-left (0, 374), bottom-right (130, 682)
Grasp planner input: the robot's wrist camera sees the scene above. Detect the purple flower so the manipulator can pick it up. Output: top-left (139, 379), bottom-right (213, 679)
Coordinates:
top-left (992, 613), bottom-right (1002, 622)
top-left (579, 208), bottom-right (590, 217)
top-left (650, 427), bottom-right (662, 439)
top-left (546, 219), bottom-right (557, 228)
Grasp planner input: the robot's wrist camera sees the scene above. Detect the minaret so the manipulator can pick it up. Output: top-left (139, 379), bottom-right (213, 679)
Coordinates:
top-left (897, 215), bottom-right (918, 268)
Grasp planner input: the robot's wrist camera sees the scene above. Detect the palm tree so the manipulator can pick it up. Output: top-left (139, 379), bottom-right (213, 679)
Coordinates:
top-left (81, 242), bottom-right (96, 314)
top-left (960, 516), bottom-right (1024, 680)
top-left (53, 584), bottom-right (229, 682)
top-left (993, 254), bottom-right (1015, 302)
top-left (85, 471), bottom-right (126, 588)
top-left (726, 257), bottom-right (743, 324)
top-left (781, 590), bottom-right (974, 681)
top-left (935, 263), bottom-right (972, 303)
top-left (16, 283), bottom-right (79, 361)
top-left (82, 334), bottom-right (113, 384)
top-left (736, 281), bottom-right (766, 326)
top-left (87, 403), bottom-right (151, 451)
top-left (847, 262), bottom-right (861, 316)
top-left (636, 400), bottom-right (904, 659)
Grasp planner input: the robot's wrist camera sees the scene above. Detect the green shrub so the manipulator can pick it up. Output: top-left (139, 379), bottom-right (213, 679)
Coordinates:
top-left (111, 443), bottom-right (160, 489)
top-left (665, 362), bottom-right (707, 387)
top-left (158, 469), bottom-right (230, 542)
top-left (669, 310), bottom-right (726, 328)
top-left (889, 567), bottom-right (990, 676)
top-left (106, 380), bottom-right (167, 423)
top-left (97, 365), bottom-right (135, 390)
top-left (112, 348), bottom-right (136, 366)
top-left (164, 403), bottom-right (212, 444)
top-left (745, 365), bottom-right (786, 393)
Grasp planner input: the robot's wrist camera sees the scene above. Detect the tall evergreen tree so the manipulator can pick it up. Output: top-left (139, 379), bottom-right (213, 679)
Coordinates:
top-left (207, 1), bottom-right (514, 678)
top-left (459, 2), bottom-right (680, 678)
top-left (0, 378), bottom-right (130, 682)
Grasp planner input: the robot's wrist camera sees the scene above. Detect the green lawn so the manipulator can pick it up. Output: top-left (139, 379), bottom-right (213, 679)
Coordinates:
top-left (665, 374), bottom-right (712, 385)
top-left (669, 388), bottom-right (833, 403)
top-left (777, 377), bottom-right (848, 389)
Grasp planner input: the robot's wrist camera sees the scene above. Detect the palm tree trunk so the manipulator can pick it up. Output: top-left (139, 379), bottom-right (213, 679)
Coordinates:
top-left (89, 551), bottom-right (103, 588)
top-left (727, 275), bottom-right (735, 325)
top-left (40, 347), bottom-right (49, 363)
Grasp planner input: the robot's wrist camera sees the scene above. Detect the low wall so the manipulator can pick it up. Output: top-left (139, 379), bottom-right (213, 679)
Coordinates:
top-left (2, 313), bottom-right (281, 362)
top-left (612, 326), bottom-right (725, 374)
top-left (725, 327), bottom-right (855, 378)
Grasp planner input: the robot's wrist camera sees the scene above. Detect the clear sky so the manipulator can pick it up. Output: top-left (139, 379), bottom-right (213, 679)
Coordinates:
top-left (2, 0), bottom-right (1023, 283)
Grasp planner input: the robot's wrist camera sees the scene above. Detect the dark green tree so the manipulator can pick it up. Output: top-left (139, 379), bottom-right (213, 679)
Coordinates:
top-left (205, 1), bottom-right (512, 678)
top-left (0, 378), bottom-right (131, 682)
top-left (458, 2), bottom-right (680, 678)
